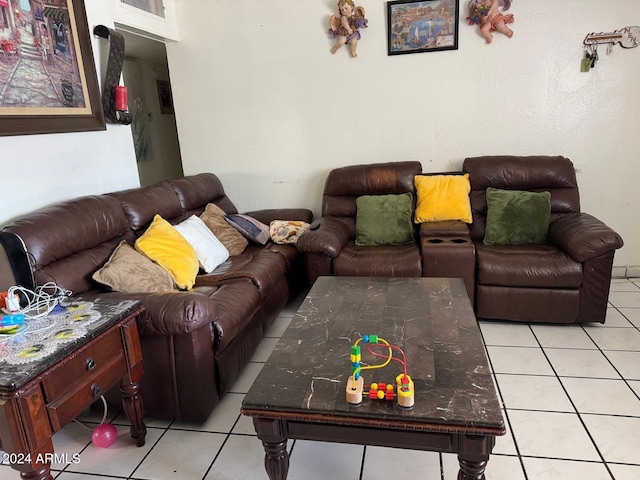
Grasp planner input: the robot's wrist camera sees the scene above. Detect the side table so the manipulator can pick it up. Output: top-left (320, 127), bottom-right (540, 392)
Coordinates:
top-left (0, 300), bottom-right (147, 480)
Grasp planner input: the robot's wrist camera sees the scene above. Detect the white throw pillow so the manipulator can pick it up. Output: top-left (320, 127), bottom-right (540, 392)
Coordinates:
top-left (174, 215), bottom-right (230, 273)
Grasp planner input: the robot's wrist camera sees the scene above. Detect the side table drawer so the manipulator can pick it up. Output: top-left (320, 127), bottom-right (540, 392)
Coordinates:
top-left (47, 353), bottom-right (128, 431)
top-left (42, 327), bottom-right (124, 400)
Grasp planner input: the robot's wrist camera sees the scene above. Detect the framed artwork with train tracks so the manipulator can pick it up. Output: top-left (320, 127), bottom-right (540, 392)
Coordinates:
top-left (0, 0), bottom-right (104, 136)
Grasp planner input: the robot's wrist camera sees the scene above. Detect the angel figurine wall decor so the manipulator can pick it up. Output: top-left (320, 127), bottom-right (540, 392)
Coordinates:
top-left (467, 0), bottom-right (514, 44)
top-left (328, 0), bottom-right (368, 57)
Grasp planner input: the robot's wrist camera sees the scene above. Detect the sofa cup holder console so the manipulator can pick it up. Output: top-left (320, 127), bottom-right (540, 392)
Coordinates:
top-left (421, 235), bottom-right (475, 306)
top-left (425, 238), bottom-right (470, 244)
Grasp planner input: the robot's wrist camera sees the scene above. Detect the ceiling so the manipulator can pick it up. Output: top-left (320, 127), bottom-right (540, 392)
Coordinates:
top-left (118, 29), bottom-right (168, 64)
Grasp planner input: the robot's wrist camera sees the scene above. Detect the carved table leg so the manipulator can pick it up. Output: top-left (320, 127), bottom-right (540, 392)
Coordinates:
top-left (19, 465), bottom-right (52, 480)
top-left (121, 381), bottom-right (146, 447)
top-left (262, 440), bottom-right (289, 480)
top-left (457, 455), bottom-right (488, 480)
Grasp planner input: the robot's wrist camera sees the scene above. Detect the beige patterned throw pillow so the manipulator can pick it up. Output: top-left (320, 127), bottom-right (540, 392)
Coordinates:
top-left (270, 220), bottom-right (310, 244)
top-left (200, 203), bottom-right (248, 256)
top-left (93, 241), bottom-right (175, 292)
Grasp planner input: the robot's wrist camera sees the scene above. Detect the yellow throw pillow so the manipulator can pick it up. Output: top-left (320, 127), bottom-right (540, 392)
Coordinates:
top-left (135, 215), bottom-right (199, 290)
top-left (414, 174), bottom-right (473, 224)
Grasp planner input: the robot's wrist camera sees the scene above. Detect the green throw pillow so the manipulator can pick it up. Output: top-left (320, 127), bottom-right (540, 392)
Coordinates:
top-left (355, 193), bottom-right (414, 246)
top-left (483, 188), bottom-right (551, 245)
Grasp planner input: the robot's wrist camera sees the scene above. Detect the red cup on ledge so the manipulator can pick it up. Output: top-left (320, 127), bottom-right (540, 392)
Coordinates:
top-left (114, 85), bottom-right (128, 111)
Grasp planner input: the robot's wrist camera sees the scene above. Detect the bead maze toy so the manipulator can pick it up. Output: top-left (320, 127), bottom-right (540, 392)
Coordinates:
top-left (346, 335), bottom-right (414, 408)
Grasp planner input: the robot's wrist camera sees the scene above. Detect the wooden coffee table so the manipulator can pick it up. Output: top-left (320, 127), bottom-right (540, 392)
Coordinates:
top-left (242, 277), bottom-right (505, 480)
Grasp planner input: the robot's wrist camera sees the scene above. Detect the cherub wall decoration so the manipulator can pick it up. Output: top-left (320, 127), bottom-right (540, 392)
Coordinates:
top-left (328, 0), bottom-right (368, 57)
top-left (467, 0), bottom-right (514, 44)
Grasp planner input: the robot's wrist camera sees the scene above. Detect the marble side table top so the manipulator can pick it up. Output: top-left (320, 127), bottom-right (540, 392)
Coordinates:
top-left (0, 299), bottom-right (141, 392)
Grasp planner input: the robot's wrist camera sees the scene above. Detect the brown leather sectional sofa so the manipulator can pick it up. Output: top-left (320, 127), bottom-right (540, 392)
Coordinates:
top-left (297, 157), bottom-right (624, 324)
top-left (0, 174), bottom-right (311, 422)
top-left (0, 158), bottom-right (625, 422)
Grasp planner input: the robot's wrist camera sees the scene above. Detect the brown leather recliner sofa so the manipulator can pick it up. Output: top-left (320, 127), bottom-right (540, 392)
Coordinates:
top-left (298, 162), bottom-right (424, 281)
top-left (463, 155), bottom-right (623, 324)
top-left (297, 157), bottom-right (624, 324)
top-left (296, 161), bottom-right (477, 304)
top-left (0, 173), bottom-right (312, 422)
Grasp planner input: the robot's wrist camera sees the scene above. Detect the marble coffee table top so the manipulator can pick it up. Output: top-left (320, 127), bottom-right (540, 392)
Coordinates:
top-left (243, 277), bottom-right (504, 432)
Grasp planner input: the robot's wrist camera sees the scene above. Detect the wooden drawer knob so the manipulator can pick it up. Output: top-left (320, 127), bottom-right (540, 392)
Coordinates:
top-left (86, 358), bottom-right (96, 371)
top-left (91, 383), bottom-right (102, 398)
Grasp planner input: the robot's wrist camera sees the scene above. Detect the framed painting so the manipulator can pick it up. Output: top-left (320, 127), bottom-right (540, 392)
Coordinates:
top-left (387, 0), bottom-right (459, 55)
top-left (0, 0), bottom-right (105, 136)
top-left (156, 79), bottom-right (173, 114)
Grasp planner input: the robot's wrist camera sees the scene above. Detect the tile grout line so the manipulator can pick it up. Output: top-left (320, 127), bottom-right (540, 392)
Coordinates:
top-left (126, 425), bottom-right (171, 480)
top-left (530, 324), bottom-right (616, 480)
top-left (478, 322), bottom-right (529, 480)
top-left (580, 319), bottom-right (640, 404)
top-left (358, 445), bottom-right (366, 480)
top-left (199, 416), bottom-right (240, 480)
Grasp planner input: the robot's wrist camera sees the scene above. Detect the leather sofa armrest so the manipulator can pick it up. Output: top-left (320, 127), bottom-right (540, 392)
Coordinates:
top-left (296, 217), bottom-right (351, 258)
top-left (548, 213), bottom-right (624, 262)
top-left (419, 220), bottom-right (471, 237)
top-left (82, 291), bottom-right (218, 336)
top-left (242, 208), bottom-right (313, 225)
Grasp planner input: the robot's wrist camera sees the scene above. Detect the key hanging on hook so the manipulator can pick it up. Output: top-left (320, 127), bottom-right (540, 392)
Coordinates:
top-left (581, 46), bottom-right (592, 72)
top-left (606, 42), bottom-right (614, 55)
top-left (590, 44), bottom-right (599, 68)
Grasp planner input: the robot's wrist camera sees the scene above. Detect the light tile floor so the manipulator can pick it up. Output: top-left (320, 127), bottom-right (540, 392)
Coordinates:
top-left (2, 278), bottom-right (640, 479)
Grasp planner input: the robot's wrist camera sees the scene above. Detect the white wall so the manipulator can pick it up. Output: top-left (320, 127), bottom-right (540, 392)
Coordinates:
top-left (0, 1), bottom-right (141, 225)
top-left (168, 0), bottom-right (640, 267)
top-left (1, 1), bottom-right (638, 269)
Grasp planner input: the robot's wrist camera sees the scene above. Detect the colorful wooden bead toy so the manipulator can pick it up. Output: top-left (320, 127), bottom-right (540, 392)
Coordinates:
top-left (345, 334), bottom-right (414, 408)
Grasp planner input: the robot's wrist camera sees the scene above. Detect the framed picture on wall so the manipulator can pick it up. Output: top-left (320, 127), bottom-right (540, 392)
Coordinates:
top-left (387, 0), bottom-right (459, 55)
top-left (119, 0), bottom-right (166, 18)
top-left (0, 0), bottom-right (104, 136)
top-left (156, 80), bottom-right (174, 114)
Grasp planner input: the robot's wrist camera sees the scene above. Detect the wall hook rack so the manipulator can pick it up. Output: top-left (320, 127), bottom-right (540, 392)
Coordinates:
top-left (93, 25), bottom-right (132, 125)
top-left (581, 26), bottom-right (639, 72)
top-left (583, 26), bottom-right (640, 48)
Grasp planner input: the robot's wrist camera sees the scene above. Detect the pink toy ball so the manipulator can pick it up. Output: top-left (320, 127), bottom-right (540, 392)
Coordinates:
top-left (92, 423), bottom-right (118, 448)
